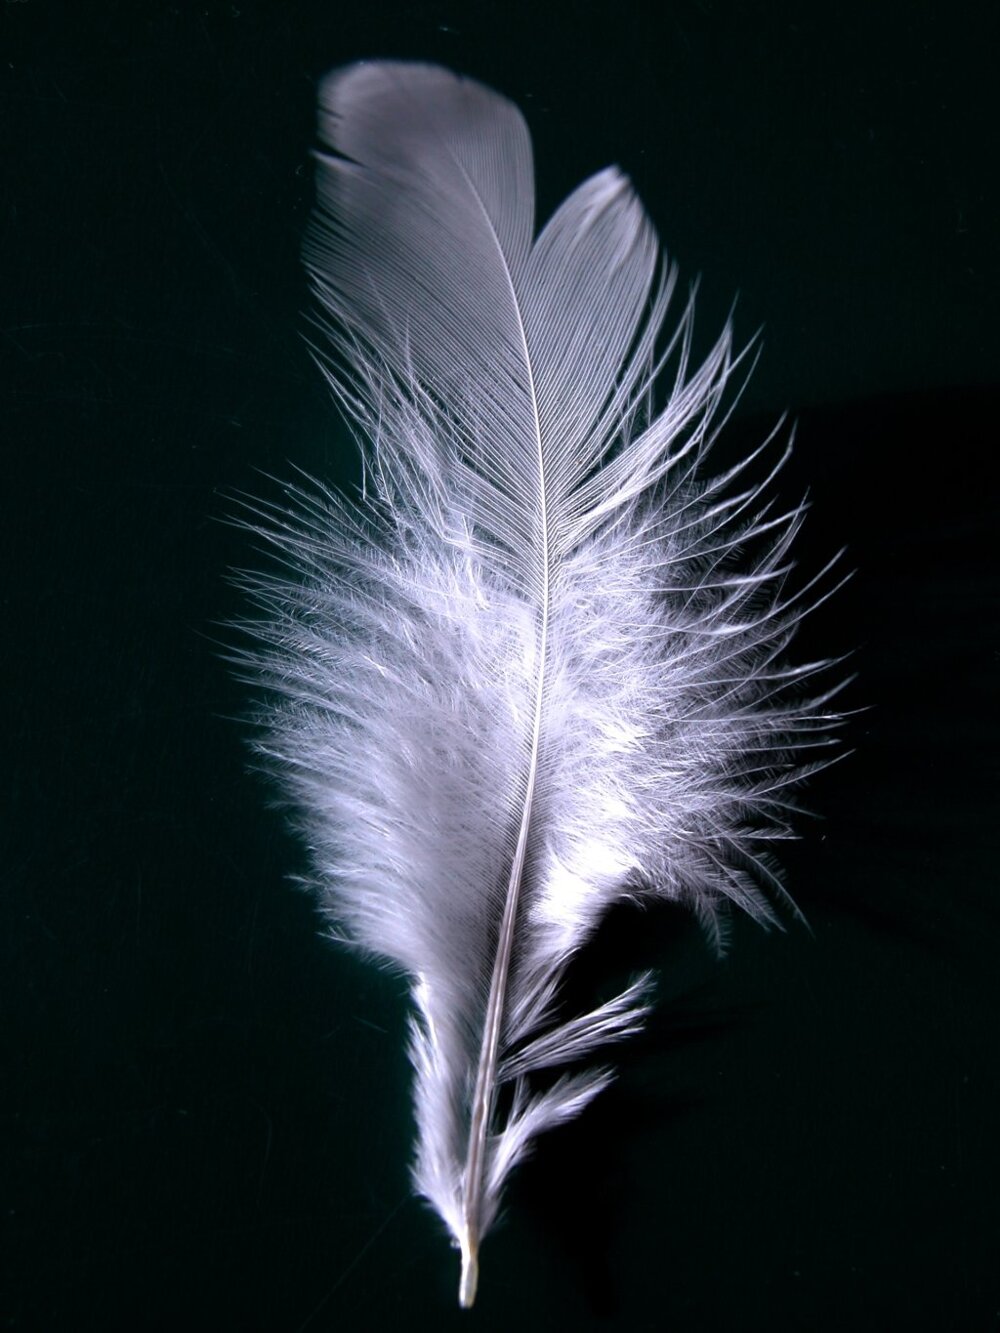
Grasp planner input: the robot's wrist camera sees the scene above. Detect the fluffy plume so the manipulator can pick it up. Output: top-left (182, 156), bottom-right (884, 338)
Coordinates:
top-left (235, 62), bottom-right (844, 1305)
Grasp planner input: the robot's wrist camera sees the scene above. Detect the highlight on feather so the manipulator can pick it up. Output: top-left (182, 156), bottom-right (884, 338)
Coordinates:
top-left (232, 62), bottom-right (846, 1306)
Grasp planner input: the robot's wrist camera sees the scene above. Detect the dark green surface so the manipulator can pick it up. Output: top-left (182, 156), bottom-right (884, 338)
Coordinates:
top-left (3, 2), bottom-right (997, 1329)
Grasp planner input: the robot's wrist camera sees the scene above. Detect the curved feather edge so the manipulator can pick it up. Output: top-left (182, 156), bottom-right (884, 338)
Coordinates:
top-left (233, 61), bottom-right (846, 1306)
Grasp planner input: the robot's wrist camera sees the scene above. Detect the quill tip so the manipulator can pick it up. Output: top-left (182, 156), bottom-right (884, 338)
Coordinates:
top-left (458, 1235), bottom-right (479, 1308)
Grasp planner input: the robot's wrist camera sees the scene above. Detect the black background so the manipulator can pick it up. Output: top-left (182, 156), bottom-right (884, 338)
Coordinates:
top-left (3, 2), bottom-right (997, 1329)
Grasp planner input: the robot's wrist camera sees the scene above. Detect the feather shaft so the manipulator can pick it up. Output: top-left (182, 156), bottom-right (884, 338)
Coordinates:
top-left (460, 301), bottom-right (551, 1305)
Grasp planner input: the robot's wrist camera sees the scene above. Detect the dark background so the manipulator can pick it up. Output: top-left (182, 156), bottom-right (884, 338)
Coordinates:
top-left (3, 2), bottom-right (997, 1329)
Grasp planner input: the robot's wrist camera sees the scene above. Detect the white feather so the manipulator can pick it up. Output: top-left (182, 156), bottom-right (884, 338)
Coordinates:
top-left (236, 62), bottom-right (844, 1306)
